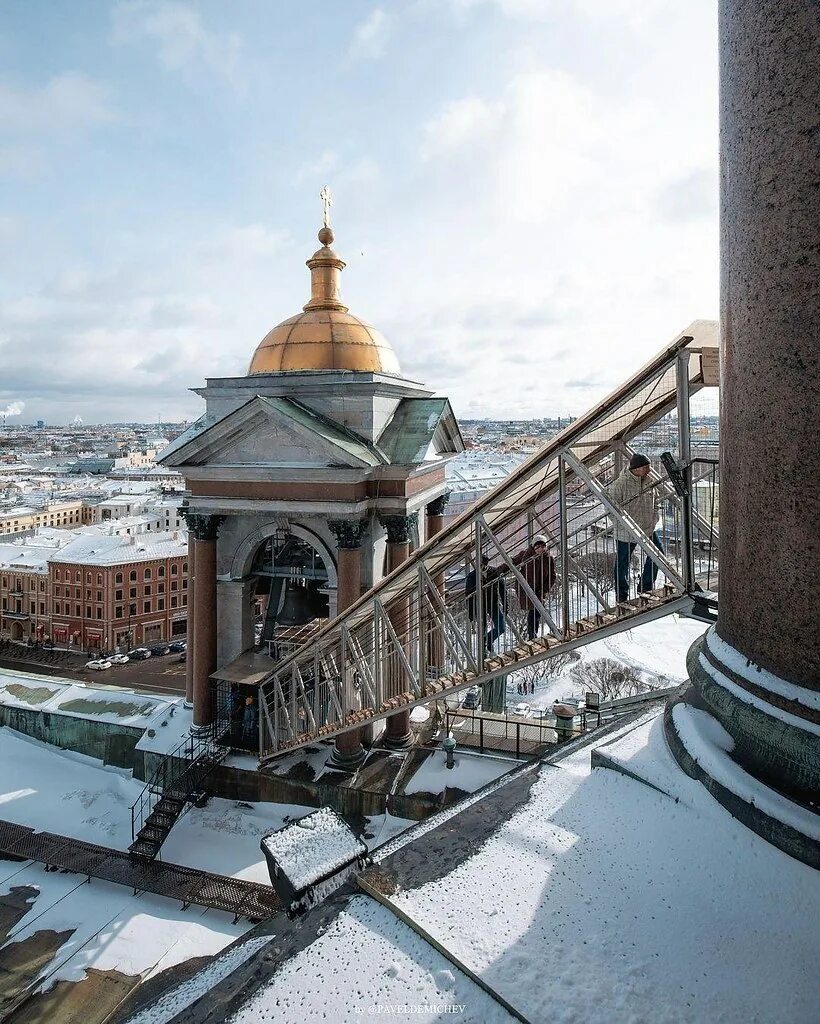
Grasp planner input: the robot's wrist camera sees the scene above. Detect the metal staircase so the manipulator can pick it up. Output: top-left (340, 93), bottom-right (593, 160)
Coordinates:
top-left (257, 321), bottom-right (721, 762)
top-left (130, 728), bottom-right (228, 861)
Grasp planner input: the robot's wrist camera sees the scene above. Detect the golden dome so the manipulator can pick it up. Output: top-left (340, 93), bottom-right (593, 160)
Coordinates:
top-left (248, 224), bottom-right (401, 376)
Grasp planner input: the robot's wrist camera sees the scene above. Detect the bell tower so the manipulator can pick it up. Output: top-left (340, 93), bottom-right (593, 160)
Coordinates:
top-left (160, 193), bottom-right (464, 765)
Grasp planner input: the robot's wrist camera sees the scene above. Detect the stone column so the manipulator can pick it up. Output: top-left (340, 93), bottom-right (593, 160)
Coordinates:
top-left (666, 0), bottom-right (820, 863)
top-left (184, 531), bottom-right (195, 707)
top-left (425, 492), bottom-right (450, 672)
top-left (380, 513), bottom-right (418, 749)
top-left (328, 519), bottom-right (368, 769)
top-left (186, 514), bottom-right (225, 732)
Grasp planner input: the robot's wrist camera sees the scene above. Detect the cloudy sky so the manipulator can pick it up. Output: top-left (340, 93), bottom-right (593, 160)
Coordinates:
top-left (0, 0), bottom-right (718, 425)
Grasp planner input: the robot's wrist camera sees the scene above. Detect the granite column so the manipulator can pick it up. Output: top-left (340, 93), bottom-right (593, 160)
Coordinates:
top-left (665, 0), bottom-right (820, 861)
top-left (328, 519), bottom-right (368, 769)
top-left (381, 513), bottom-right (418, 749)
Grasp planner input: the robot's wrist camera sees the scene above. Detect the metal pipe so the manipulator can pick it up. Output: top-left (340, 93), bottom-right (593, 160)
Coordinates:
top-left (558, 456), bottom-right (570, 638)
top-left (676, 351), bottom-right (695, 592)
top-left (474, 521), bottom-right (485, 664)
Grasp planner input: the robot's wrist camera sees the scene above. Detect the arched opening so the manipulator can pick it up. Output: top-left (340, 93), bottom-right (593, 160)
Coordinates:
top-left (251, 531), bottom-right (331, 653)
top-left (216, 527), bottom-right (334, 752)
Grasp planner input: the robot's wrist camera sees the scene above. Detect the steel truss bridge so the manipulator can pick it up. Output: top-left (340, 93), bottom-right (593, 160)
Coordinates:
top-left (257, 321), bottom-right (720, 763)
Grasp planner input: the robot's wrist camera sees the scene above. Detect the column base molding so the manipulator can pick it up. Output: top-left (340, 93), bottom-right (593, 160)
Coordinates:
top-left (328, 745), bottom-right (367, 772)
top-left (664, 629), bottom-right (820, 870)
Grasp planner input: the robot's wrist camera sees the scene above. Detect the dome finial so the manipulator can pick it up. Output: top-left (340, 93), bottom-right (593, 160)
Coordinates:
top-left (318, 184), bottom-right (334, 246)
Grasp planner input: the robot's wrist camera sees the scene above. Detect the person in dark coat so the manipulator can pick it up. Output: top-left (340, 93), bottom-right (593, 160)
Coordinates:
top-left (465, 554), bottom-right (507, 652)
top-left (513, 535), bottom-right (556, 640)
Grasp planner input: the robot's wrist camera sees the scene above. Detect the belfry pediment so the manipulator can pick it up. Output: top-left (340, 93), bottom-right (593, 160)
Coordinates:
top-left (158, 396), bottom-right (384, 471)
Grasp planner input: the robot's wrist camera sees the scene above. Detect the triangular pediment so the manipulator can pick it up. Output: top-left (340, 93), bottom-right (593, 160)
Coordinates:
top-left (159, 396), bottom-right (384, 470)
top-left (376, 398), bottom-right (465, 465)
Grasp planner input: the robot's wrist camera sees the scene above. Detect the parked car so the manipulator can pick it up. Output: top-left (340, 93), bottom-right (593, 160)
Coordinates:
top-left (512, 702), bottom-right (533, 719)
top-left (168, 640), bottom-right (186, 653)
top-left (149, 644), bottom-right (171, 657)
top-left (178, 651), bottom-right (187, 663)
top-left (85, 659), bottom-right (112, 671)
top-left (127, 648), bottom-right (152, 660)
top-left (109, 653), bottom-right (130, 665)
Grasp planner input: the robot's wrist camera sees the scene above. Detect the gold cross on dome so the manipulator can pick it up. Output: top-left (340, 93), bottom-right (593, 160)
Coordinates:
top-left (319, 185), bottom-right (333, 228)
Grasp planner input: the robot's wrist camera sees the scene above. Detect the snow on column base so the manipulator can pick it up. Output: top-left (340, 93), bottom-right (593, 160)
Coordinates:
top-left (664, 696), bottom-right (820, 870)
top-left (685, 628), bottom-right (820, 797)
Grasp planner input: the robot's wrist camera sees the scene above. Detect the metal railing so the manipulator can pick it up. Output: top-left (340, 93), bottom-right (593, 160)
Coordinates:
top-left (257, 322), bottom-right (720, 760)
top-left (130, 725), bottom-right (225, 844)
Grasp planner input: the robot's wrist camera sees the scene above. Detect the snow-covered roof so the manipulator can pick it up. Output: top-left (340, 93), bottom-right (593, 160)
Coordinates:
top-left (49, 529), bottom-right (187, 565)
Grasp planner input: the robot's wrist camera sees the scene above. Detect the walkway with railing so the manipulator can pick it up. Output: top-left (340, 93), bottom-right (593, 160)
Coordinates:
top-left (0, 818), bottom-right (279, 922)
top-left (258, 321), bottom-right (720, 762)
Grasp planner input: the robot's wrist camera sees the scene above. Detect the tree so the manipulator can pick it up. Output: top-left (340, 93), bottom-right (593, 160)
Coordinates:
top-left (571, 657), bottom-right (650, 701)
top-left (572, 551), bottom-right (616, 600)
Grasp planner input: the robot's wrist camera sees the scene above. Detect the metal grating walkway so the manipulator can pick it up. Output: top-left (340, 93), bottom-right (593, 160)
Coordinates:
top-left (0, 818), bottom-right (280, 922)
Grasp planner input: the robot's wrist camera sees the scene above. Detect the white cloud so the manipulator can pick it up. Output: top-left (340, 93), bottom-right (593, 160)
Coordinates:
top-left (348, 8), bottom-right (392, 60)
top-left (295, 149), bottom-right (339, 185)
top-left (420, 96), bottom-right (505, 160)
top-left (112, 1), bottom-right (243, 86)
top-left (0, 72), bottom-right (115, 134)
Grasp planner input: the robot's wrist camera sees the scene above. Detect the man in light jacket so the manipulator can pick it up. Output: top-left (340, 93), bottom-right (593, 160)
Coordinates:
top-left (607, 453), bottom-right (663, 602)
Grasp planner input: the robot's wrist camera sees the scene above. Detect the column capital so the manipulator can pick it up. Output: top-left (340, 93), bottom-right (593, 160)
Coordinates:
top-left (426, 490), bottom-right (451, 517)
top-left (379, 512), bottom-right (418, 545)
top-left (182, 511), bottom-right (225, 541)
top-left (328, 518), bottom-right (369, 550)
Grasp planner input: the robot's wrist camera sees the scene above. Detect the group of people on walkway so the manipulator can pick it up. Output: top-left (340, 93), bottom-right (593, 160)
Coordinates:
top-left (465, 534), bottom-right (557, 648)
top-left (463, 451), bottom-right (663, 648)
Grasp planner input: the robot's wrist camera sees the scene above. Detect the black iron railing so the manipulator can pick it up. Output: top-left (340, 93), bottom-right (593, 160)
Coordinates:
top-left (130, 725), bottom-right (225, 844)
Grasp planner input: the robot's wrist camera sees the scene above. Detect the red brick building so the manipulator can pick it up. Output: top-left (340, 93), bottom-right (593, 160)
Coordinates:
top-left (49, 533), bottom-right (189, 652)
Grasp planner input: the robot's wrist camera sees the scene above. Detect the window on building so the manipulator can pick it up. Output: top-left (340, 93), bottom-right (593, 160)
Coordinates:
top-left (144, 568), bottom-right (151, 580)
top-left (158, 566), bottom-right (165, 578)
top-left (30, 602), bottom-right (35, 613)
top-left (86, 590), bottom-right (91, 601)
top-left (116, 589), bottom-right (123, 601)
top-left (115, 572), bottom-right (123, 584)
top-left (96, 608), bottom-right (102, 620)
top-left (85, 606), bottom-right (91, 618)
top-left (171, 564), bottom-right (178, 575)
top-left (96, 590), bottom-right (102, 602)
top-left (143, 600), bottom-right (151, 613)
top-left (129, 603), bottom-right (137, 616)
top-left (158, 597), bottom-right (165, 610)
top-left (86, 572), bottom-right (92, 583)
top-left (129, 587), bottom-right (137, 599)
top-left (39, 602), bottom-right (44, 615)
top-left (115, 606), bottom-right (123, 618)
top-left (182, 562), bottom-right (188, 574)
top-left (171, 580), bottom-right (178, 591)
top-left (130, 570), bottom-right (137, 582)
top-left (53, 601), bottom-right (59, 613)
top-left (96, 573), bottom-right (102, 585)
top-left (181, 594), bottom-right (187, 606)
top-left (171, 596), bottom-right (178, 608)
top-left (144, 585), bottom-right (151, 596)
top-left (157, 582), bottom-right (165, 594)
top-left (75, 605), bottom-right (80, 616)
